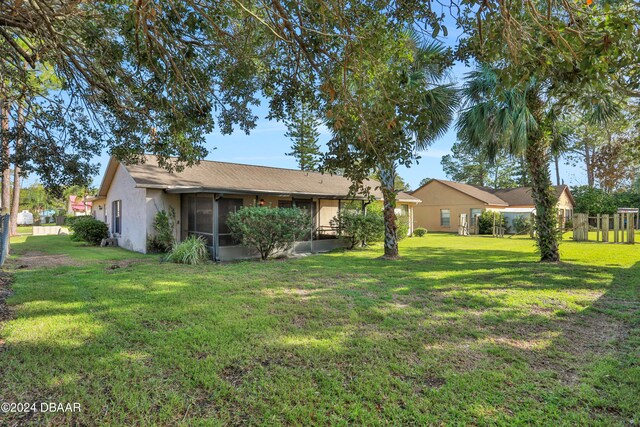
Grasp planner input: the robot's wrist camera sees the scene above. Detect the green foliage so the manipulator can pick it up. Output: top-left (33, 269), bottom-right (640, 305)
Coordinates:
top-left (285, 101), bottom-right (322, 171)
top-left (512, 216), bottom-right (533, 234)
top-left (572, 186), bottom-right (640, 214)
top-left (477, 211), bottom-right (506, 235)
top-left (69, 217), bottom-right (108, 245)
top-left (414, 227), bottom-right (427, 237)
top-left (166, 236), bottom-right (209, 265)
top-left (330, 210), bottom-right (384, 249)
top-left (441, 142), bottom-right (526, 189)
top-left (227, 207), bottom-right (311, 260)
top-left (396, 215), bottom-right (410, 241)
top-left (148, 209), bottom-right (176, 253)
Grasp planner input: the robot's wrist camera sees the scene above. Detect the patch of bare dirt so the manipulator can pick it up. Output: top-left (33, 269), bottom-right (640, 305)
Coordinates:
top-left (10, 251), bottom-right (81, 269)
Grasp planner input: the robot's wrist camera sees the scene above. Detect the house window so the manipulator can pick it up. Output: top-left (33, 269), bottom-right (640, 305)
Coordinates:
top-left (470, 208), bottom-right (482, 226)
top-left (440, 209), bottom-right (450, 227)
top-left (394, 204), bottom-right (409, 216)
top-left (278, 200), bottom-right (292, 208)
top-left (218, 198), bottom-right (243, 246)
top-left (112, 200), bottom-right (122, 235)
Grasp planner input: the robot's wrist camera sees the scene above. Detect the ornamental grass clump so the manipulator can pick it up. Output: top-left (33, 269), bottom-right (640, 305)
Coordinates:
top-left (166, 235), bottom-right (209, 265)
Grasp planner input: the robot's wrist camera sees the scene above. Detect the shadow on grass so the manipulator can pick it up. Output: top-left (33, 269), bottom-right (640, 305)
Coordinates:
top-left (0, 236), bottom-right (638, 425)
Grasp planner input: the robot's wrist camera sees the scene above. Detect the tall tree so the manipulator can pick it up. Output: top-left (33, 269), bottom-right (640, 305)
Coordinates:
top-left (457, 68), bottom-right (563, 262)
top-left (285, 101), bottom-right (321, 171)
top-left (323, 29), bottom-right (458, 259)
top-left (441, 142), bottom-right (521, 189)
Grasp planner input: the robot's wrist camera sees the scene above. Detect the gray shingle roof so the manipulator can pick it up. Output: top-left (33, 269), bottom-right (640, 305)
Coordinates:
top-left (115, 155), bottom-right (420, 202)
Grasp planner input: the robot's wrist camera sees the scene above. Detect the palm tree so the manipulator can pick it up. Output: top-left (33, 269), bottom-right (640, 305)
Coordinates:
top-left (456, 67), bottom-right (561, 262)
top-left (374, 36), bottom-right (458, 259)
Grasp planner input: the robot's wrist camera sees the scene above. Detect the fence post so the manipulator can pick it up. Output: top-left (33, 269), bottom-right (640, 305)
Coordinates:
top-left (0, 214), bottom-right (10, 267)
top-left (602, 214), bottom-right (609, 243)
top-left (614, 214), bottom-right (619, 243)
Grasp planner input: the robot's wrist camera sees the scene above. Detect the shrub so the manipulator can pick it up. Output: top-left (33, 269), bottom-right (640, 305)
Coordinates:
top-left (477, 211), bottom-right (506, 235)
top-left (512, 215), bottom-right (533, 234)
top-left (148, 208), bottom-right (176, 253)
top-left (396, 215), bottom-right (410, 241)
top-left (65, 214), bottom-right (91, 227)
top-left (166, 236), bottom-right (209, 265)
top-left (414, 227), bottom-right (427, 237)
top-left (227, 206), bottom-right (311, 260)
top-left (69, 217), bottom-right (109, 245)
top-left (330, 209), bottom-right (384, 249)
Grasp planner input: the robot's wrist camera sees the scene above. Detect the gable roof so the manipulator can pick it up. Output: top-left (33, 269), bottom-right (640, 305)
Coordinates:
top-left (492, 185), bottom-right (574, 207)
top-left (413, 179), bottom-right (509, 206)
top-left (98, 155), bottom-right (420, 203)
top-left (412, 179), bottom-right (575, 208)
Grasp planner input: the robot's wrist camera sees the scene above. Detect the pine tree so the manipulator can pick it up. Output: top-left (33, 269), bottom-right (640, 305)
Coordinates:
top-left (440, 142), bottom-right (522, 189)
top-left (285, 102), bottom-right (321, 171)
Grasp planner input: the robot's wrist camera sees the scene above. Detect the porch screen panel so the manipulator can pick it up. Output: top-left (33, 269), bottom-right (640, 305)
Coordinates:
top-left (294, 199), bottom-right (315, 240)
top-left (185, 194), bottom-right (214, 247)
top-left (218, 198), bottom-right (243, 246)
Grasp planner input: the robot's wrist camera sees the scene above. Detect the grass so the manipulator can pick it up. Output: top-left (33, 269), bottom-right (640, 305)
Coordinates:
top-left (0, 234), bottom-right (638, 426)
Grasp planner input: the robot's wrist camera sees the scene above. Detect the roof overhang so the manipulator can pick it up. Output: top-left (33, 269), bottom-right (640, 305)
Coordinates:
top-left (162, 186), bottom-right (420, 203)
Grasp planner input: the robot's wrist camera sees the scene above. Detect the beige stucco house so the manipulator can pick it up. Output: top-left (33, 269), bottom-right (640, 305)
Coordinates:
top-left (411, 179), bottom-right (575, 233)
top-left (92, 155), bottom-right (420, 260)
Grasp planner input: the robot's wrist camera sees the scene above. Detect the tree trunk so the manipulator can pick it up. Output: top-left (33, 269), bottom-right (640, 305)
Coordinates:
top-left (525, 100), bottom-right (560, 262)
top-left (1, 100), bottom-right (10, 215)
top-left (554, 154), bottom-right (561, 186)
top-left (584, 141), bottom-right (594, 188)
top-left (10, 103), bottom-right (23, 236)
top-left (378, 165), bottom-right (399, 259)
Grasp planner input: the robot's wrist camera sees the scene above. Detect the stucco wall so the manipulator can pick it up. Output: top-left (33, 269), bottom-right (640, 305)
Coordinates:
top-left (103, 164), bottom-right (148, 252)
top-left (412, 181), bottom-right (491, 232)
top-left (145, 189), bottom-right (181, 245)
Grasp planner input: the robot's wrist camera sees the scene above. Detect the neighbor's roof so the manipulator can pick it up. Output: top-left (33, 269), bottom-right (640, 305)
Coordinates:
top-left (413, 179), bottom-right (574, 207)
top-left (98, 155), bottom-right (421, 203)
top-left (492, 185), bottom-right (574, 207)
top-left (415, 179), bottom-right (509, 206)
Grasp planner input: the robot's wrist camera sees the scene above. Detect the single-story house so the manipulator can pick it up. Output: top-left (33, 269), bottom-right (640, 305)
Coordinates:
top-left (68, 195), bottom-right (93, 216)
top-left (411, 179), bottom-right (575, 233)
top-left (93, 155), bottom-right (420, 260)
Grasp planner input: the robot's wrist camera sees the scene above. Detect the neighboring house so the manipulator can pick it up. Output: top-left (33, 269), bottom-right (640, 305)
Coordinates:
top-left (68, 195), bottom-right (93, 216)
top-left (95, 155), bottom-right (420, 260)
top-left (411, 179), bottom-right (575, 233)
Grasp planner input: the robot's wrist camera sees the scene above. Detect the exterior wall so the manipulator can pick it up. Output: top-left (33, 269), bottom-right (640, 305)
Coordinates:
top-left (318, 199), bottom-right (339, 231)
top-left (145, 189), bottom-right (181, 245)
top-left (103, 165), bottom-right (148, 253)
top-left (556, 190), bottom-right (574, 227)
top-left (91, 198), bottom-right (107, 221)
top-left (412, 181), bottom-right (492, 232)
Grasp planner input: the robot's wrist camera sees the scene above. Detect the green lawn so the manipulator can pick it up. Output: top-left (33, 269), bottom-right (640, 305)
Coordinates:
top-left (0, 234), bottom-right (638, 426)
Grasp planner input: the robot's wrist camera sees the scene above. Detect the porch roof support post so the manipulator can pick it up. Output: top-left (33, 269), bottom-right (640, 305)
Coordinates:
top-left (213, 195), bottom-right (220, 262)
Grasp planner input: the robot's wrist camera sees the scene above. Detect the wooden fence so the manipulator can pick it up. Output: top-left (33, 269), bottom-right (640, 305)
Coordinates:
top-left (573, 212), bottom-right (637, 244)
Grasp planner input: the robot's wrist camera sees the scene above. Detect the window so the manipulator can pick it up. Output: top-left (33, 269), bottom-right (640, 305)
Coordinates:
top-left (440, 209), bottom-right (450, 227)
top-left (218, 198), bottom-right (243, 246)
top-left (470, 208), bottom-right (482, 226)
top-left (112, 200), bottom-right (122, 235)
top-left (278, 200), bottom-right (292, 208)
top-left (394, 204), bottom-right (409, 217)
